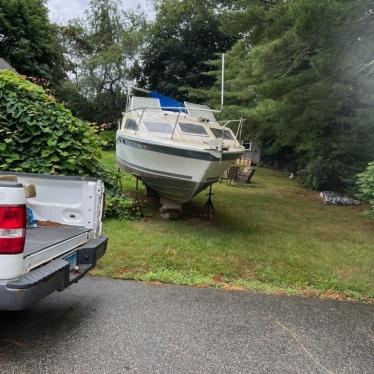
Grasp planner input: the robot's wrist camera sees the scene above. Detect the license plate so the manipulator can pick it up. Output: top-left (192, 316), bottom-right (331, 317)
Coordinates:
top-left (66, 253), bottom-right (78, 270)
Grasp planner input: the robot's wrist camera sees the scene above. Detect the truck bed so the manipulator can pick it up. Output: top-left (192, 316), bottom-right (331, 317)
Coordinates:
top-left (24, 226), bottom-right (90, 257)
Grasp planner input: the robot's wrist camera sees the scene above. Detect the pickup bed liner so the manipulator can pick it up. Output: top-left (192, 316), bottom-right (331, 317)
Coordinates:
top-left (24, 226), bottom-right (90, 257)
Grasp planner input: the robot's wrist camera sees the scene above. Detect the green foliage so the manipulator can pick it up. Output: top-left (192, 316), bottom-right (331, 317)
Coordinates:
top-left (0, 70), bottom-right (102, 175)
top-left (57, 0), bottom-right (146, 123)
top-left (357, 162), bottom-right (374, 218)
top-left (0, 0), bottom-right (64, 84)
top-left (136, 0), bottom-right (237, 100)
top-left (3, 0), bottom-right (371, 197)
top-left (99, 131), bottom-right (116, 150)
top-left (0, 70), bottom-right (134, 220)
top-left (104, 195), bottom-right (134, 220)
top-left (206, 0), bottom-right (374, 192)
top-left (53, 80), bottom-right (94, 121)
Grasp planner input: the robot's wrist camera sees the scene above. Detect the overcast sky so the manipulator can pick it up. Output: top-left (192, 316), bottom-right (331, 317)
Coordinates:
top-left (47, 0), bottom-right (153, 24)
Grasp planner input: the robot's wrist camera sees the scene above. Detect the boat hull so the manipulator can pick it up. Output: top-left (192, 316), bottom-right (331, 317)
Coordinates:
top-left (116, 135), bottom-right (242, 204)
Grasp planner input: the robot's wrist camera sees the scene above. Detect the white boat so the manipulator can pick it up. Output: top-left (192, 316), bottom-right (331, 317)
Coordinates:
top-left (116, 94), bottom-right (245, 211)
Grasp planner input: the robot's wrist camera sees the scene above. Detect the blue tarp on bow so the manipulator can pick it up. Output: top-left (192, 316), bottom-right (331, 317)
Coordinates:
top-left (148, 91), bottom-right (187, 112)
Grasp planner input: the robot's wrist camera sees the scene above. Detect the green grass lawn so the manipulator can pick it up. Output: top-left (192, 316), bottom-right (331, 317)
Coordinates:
top-left (95, 151), bottom-right (374, 301)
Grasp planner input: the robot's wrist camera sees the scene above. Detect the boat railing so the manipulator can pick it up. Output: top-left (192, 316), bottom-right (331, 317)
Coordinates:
top-left (123, 106), bottom-right (221, 135)
top-left (218, 117), bottom-right (245, 149)
top-left (123, 106), bottom-right (221, 116)
top-left (122, 107), bottom-right (245, 145)
top-left (171, 112), bottom-right (181, 140)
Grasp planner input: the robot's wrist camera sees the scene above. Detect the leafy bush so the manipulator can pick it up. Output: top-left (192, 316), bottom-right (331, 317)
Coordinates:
top-left (0, 70), bottom-right (133, 219)
top-left (104, 195), bottom-right (135, 220)
top-left (357, 162), bottom-right (374, 218)
top-left (99, 131), bottom-right (116, 151)
top-left (0, 70), bottom-right (102, 175)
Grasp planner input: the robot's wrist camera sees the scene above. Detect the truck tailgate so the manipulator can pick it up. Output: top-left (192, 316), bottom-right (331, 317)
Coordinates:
top-left (24, 226), bottom-right (90, 257)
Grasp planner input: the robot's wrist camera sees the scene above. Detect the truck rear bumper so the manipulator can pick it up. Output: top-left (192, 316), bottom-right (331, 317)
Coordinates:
top-left (0, 236), bottom-right (108, 311)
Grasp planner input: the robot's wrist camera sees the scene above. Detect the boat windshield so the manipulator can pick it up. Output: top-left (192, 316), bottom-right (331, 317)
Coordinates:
top-left (144, 121), bottom-right (173, 134)
top-left (178, 122), bottom-right (208, 136)
top-left (125, 118), bottom-right (138, 131)
top-left (210, 128), bottom-right (235, 140)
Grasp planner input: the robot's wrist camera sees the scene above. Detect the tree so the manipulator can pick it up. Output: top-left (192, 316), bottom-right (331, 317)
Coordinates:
top-left (0, 0), bottom-right (64, 84)
top-left (207, 0), bottom-right (374, 192)
top-left (0, 70), bottom-right (101, 176)
top-left (58, 0), bottom-right (146, 123)
top-left (136, 0), bottom-right (237, 101)
top-left (0, 69), bottom-right (134, 219)
top-left (357, 162), bottom-right (374, 218)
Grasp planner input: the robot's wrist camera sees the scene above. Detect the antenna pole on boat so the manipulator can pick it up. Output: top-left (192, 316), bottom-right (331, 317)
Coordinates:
top-left (221, 53), bottom-right (225, 111)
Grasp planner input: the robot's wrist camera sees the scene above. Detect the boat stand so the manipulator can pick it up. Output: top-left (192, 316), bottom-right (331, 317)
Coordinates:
top-left (159, 198), bottom-right (182, 220)
top-left (132, 176), bottom-right (144, 218)
top-left (115, 167), bottom-right (123, 190)
top-left (202, 185), bottom-right (215, 219)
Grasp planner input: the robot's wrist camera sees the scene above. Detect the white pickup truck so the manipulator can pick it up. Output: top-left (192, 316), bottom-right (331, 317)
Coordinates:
top-left (0, 171), bottom-right (108, 311)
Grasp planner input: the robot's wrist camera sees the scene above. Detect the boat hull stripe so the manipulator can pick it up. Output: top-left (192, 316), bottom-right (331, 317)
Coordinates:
top-left (117, 157), bottom-right (193, 180)
top-left (118, 136), bottom-right (243, 161)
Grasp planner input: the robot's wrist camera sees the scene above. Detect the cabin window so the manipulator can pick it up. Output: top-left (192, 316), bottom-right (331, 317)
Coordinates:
top-left (125, 118), bottom-right (138, 131)
top-left (144, 121), bottom-right (173, 134)
top-left (210, 128), bottom-right (235, 140)
top-left (178, 122), bottom-right (208, 135)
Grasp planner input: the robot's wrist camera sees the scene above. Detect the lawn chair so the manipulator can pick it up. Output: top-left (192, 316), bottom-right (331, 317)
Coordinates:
top-left (220, 165), bottom-right (240, 185)
top-left (236, 168), bottom-right (256, 185)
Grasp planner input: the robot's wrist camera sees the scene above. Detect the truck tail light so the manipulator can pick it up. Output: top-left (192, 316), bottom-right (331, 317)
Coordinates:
top-left (0, 205), bottom-right (26, 254)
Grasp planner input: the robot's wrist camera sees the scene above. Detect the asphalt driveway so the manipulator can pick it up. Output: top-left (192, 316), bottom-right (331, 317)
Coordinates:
top-left (0, 277), bottom-right (372, 374)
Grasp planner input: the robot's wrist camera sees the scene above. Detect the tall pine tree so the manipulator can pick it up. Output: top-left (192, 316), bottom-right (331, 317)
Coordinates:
top-left (207, 0), bottom-right (374, 191)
